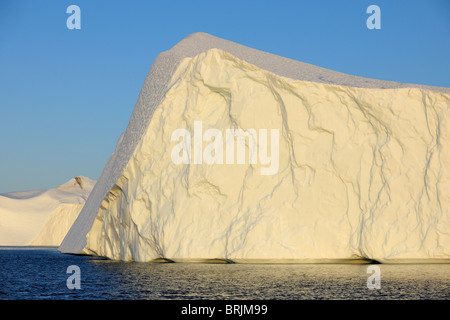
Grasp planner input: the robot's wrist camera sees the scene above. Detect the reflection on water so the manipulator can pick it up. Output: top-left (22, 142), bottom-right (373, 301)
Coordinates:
top-left (0, 247), bottom-right (449, 300)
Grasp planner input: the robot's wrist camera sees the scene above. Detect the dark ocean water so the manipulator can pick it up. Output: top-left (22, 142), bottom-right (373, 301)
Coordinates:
top-left (0, 247), bottom-right (449, 300)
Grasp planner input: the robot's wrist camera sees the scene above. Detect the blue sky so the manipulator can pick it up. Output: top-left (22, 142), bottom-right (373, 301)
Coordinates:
top-left (0, 0), bottom-right (449, 193)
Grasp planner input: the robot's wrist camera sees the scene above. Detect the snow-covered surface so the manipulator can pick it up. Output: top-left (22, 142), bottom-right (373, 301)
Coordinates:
top-left (0, 176), bottom-right (96, 246)
top-left (59, 33), bottom-right (450, 263)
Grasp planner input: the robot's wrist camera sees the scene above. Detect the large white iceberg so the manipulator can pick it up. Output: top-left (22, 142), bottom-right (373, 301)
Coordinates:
top-left (59, 33), bottom-right (450, 263)
top-left (0, 176), bottom-right (96, 246)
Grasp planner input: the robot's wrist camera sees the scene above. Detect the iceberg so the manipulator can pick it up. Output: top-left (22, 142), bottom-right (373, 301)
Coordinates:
top-left (59, 33), bottom-right (450, 263)
top-left (0, 176), bottom-right (96, 246)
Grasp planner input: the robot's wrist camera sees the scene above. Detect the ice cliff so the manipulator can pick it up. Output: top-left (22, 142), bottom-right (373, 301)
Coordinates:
top-left (59, 33), bottom-right (450, 263)
top-left (0, 176), bottom-right (96, 246)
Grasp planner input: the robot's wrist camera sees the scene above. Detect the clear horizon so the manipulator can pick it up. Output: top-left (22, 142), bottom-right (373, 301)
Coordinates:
top-left (1, 0), bottom-right (449, 193)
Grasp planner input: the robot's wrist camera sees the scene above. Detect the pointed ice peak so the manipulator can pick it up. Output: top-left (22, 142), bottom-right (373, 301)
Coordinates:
top-left (164, 32), bottom-right (450, 93)
top-left (58, 176), bottom-right (96, 191)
